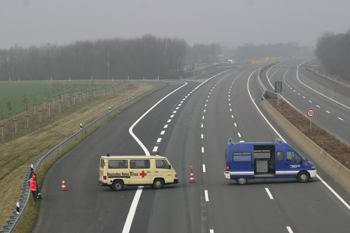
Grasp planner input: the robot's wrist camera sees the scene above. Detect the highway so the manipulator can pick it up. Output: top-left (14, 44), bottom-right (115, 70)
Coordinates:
top-left (34, 62), bottom-right (350, 233)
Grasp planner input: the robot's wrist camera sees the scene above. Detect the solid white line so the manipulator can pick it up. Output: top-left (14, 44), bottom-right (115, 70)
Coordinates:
top-left (152, 146), bottom-right (158, 152)
top-left (167, 119), bottom-right (171, 123)
top-left (286, 226), bottom-right (293, 233)
top-left (317, 174), bottom-right (350, 210)
top-left (203, 164), bottom-right (206, 172)
top-left (202, 147), bottom-right (204, 153)
top-left (122, 187), bottom-right (143, 233)
top-left (156, 138), bottom-right (162, 143)
top-left (164, 124), bottom-right (168, 128)
top-left (160, 130), bottom-right (165, 135)
top-left (204, 190), bottom-right (209, 202)
top-left (338, 117), bottom-right (344, 121)
top-left (265, 188), bottom-right (274, 199)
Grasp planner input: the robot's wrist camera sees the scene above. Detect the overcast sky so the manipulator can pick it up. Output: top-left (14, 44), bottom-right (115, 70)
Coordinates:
top-left (1, 0), bottom-right (349, 49)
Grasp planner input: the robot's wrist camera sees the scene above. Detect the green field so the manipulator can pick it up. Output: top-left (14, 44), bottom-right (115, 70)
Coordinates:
top-left (0, 81), bottom-right (116, 119)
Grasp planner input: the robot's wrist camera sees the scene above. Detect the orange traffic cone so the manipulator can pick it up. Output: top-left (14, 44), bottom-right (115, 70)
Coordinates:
top-left (189, 166), bottom-right (195, 183)
top-left (61, 178), bottom-right (66, 191)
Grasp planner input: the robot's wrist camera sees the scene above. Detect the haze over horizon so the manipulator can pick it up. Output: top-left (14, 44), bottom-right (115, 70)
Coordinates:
top-left (1, 0), bottom-right (349, 49)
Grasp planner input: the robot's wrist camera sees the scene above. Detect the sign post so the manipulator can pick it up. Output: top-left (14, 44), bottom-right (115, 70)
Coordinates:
top-left (306, 109), bottom-right (316, 133)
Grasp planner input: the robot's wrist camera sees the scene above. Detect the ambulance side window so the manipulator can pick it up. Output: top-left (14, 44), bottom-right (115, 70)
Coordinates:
top-left (156, 160), bottom-right (169, 169)
top-left (108, 160), bottom-right (128, 169)
top-left (277, 152), bottom-right (284, 161)
top-left (130, 160), bottom-right (150, 169)
top-left (100, 159), bottom-right (105, 168)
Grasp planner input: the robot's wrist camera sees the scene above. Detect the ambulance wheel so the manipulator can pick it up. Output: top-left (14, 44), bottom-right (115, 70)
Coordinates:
top-left (112, 180), bottom-right (124, 191)
top-left (236, 178), bottom-right (248, 185)
top-left (297, 172), bottom-right (309, 183)
top-left (153, 179), bottom-right (164, 189)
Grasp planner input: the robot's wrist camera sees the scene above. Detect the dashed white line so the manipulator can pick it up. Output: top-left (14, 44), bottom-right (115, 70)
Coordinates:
top-left (167, 119), bottom-right (171, 123)
top-left (176, 107), bottom-right (179, 110)
top-left (202, 116), bottom-right (205, 120)
top-left (205, 104), bottom-right (207, 107)
top-left (152, 146), bottom-right (158, 152)
top-left (204, 190), bottom-right (209, 202)
top-left (316, 105), bottom-right (320, 108)
top-left (338, 117), bottom-right (344, 121)
top-left (178, 104), bottom-right (182, 106)
top-left (173, 111), bottom-right (177, 114)
top-left (326, 110), bottom-right (330, 114)
top-left (302, 96), bottom-right (306, 99)
top-left (298, 93), bottom-right (300, 95)
top-left (231, 115), bottom-right (234, 119)
top-left (238, 133), bottom-right (241, 138)
top-left (229, 103), bottom-right (231, 106)
top-left (230, 109), bottom-right (232, 112)
top-left (201, 124), bottom-right (203, 128)
top-left (170, 115), bottom-right (174, 118)
top-left (265, 188), bottom-right (274, 199)
top-left (201, 134), bottom-right (204, 139)
top-left (203, 164), bottom-right (206, 173)
top-left (309, 100), bottom-right (312, 103)
top-left (204, 109), bottom-right (206, 113)
top-left (156, 138), bottom-right (162, 143)
top-left (210, 229), bottom-right (214, 233)
top-left (164, 124), bottom-right (168, 128)
top-left (206, 100), bottom-right (208, 102)
top-left (228, 99), bottom-right (230, 101)
top-left (202, 147), bottom-right (205, 153)
top-left (234, 123), bottom-right (237, 127)
top-left (286, 226), bottom-right (293, 233)
top-left (160, 130), bottom-right (165, 135)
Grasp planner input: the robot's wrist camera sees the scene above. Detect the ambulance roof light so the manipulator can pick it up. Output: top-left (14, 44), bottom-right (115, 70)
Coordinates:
top-left (107, 153), bottom-right (110, 157)
top-left (156, 152), bottom-right (159, 156)
top-left (228, 138), bottom-right (232, 144)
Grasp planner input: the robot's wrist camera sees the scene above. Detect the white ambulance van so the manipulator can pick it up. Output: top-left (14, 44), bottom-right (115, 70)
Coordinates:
top-left (98, 154), bottom-right (178, 191)
top-left (224, 139), bottom-right (317, 184)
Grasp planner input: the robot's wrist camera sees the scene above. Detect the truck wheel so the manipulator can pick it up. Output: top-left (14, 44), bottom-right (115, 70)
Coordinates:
top-left (297, 172), bottom-right (309, 183)
top-left (153, 179), bottom-right (164, 189)
top-left (236, 178), bottom-right (248, 185)
top-left (112, 180), bottom-right (124, 191)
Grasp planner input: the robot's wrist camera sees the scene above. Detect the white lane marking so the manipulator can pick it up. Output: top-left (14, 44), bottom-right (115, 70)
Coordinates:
top-left (201, 134), bottom-right (204, 139)
top-left (170, 115), bottom-right (174, 118)
top-left (286, 226), bottom-right (293, 233)
top-left (316, 105), bottom-right (320, 108)
top-left (208, 95), bottom-right (210, 98)
top-left (298, 93), bottom-right (300, 95)
top-left (296, 63), bottom-right (350, 110)
top-left (203, 164), bottom-right (206, 173)
top-left (338, 117), bottom-right (344, 121)
top-left (173, 111), bottom-right (177, 114)
top-left (152, 146), bottom-right (158, 152)
top-left (164, 124), bottom-right (168, 128)
top-left (231, 115), bottom-right (234, 119)
top-left (326, 110), bottom-right (330, 114)
top-left (229, 103), bottom-right (231, 106)
top-left (178, 104), bottom-right (181, 106)
top-left (204, 109), bottom-right (206, 113)
top-left (210, 229), bottom-right (214, 233)
top-left (206, 99), bottom-right (208, 102)
top-left (201, 124), bottom-right (203, 128)
top-left (294, 90), bottom-right (296, 92)
top-left (309, 100), bottom-right (312, 103)
top-left (202, 116), bottom-right (205, 120)
top-left (228, 95), bottom-right (230, 98)
top-left (302, 96), bottom-right (305, 99)
top-left (250, 70), bottom-right (350, 214)
top-left (180, 101), bottom-right (183, 103)
top-left (156, 138), bottom-right (162, 143)
top-left (160, 130), bottom-right (165, 135)
top-left (176, 107), bottom-right (179, 110)
top-left (234, 123), bottom-right (237, 127)
top-left (122, 186), bottom-right (144, 233)
top-left (202, 147), bottom-right (204, 153)
top-left (167, 119), bottom-right (171, 123)
top-left (230, 109), bottom-right (232, 112)
top-left (317, 174), bottom-right (350, 210)
top-left (204, 190), bottom-right (209, 202)
top-left (238, 133), bottom-right (241, 138)
top-left (205, 104), bottom-right (207, 107)
top-left (265, 188), bottom-right (274, 199)
top-left (228, 99), bottom-right (230, 101)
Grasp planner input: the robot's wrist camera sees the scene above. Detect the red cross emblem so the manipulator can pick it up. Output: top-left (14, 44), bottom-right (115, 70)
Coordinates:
top-left (140, 171), bottom-right (147, 178)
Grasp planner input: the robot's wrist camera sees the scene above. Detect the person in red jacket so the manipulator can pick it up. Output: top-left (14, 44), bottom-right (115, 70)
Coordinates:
top-left (29, 174), bottom-right (38, 202)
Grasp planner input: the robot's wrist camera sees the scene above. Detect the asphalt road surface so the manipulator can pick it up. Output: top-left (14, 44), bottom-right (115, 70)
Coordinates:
top-left (34, 62), bottom-right (350, 233)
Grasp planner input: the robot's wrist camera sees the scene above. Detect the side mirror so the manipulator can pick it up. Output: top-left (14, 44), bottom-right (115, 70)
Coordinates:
top-left (168, 165), bottom-right (171, 169)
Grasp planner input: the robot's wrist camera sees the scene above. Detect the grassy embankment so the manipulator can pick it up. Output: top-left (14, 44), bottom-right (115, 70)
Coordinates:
top-left (0, 82), bottom-right (159, 232)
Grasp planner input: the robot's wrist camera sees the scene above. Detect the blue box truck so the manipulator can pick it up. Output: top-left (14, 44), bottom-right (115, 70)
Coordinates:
top-left (224, 139), bottom-right (317, 184)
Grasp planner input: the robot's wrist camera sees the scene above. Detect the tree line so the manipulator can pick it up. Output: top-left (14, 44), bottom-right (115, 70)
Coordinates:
top-left (0, 35), bottom-right (224, 81)
top-left (234, 42), bottom-right (313, 61)
top-left (315, 29), bottom-right (350, 80)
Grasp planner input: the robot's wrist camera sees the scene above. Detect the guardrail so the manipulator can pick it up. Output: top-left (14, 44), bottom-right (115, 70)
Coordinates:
top-left (305, 65), bottom-right (350, 89)
top-left (0, 82), bottom-right (167, 233)
top-left (257, 63), bottom-right (278, 99)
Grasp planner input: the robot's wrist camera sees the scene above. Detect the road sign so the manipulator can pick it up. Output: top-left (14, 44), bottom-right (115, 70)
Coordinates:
top-left (307, 109), bottom-right (316, 118)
